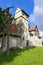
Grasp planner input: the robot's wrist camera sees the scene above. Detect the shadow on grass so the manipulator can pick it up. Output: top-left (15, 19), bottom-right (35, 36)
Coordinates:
top-left (0, 47), bottom-right (35, 65)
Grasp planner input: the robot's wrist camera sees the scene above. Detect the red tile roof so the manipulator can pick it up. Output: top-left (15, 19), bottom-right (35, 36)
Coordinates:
top-left (9, 23), bottom-right (18, 33)
top-left (29, 26), bottom-right (36, 31)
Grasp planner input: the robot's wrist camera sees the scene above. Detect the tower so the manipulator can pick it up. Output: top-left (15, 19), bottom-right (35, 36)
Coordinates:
top-left (13, 7), bottom-right (30, 48)
top-left (14, 8), bottom-right (30, 36)
top-left (14, 7), bottom-right (29, 29)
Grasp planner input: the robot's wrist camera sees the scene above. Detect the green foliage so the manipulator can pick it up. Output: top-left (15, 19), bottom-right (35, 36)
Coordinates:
top-left (0, 7), bottom-right (13, 32)
top-left (0, 8), bottom-right (5, 31)
top-left (0, 47), bottom-right (43, 65)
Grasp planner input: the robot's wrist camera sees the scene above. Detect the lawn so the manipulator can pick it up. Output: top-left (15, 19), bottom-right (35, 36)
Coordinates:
top-left (0, 47), bottom-right (43, 65)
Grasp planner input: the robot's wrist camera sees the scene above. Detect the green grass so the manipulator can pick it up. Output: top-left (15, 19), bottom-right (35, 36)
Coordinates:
top-left (0, 47), bottom-right (43, 65)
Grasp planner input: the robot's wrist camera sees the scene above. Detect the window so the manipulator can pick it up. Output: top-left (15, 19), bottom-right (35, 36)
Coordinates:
top-left (23, 37), bottom-right (24, 40)
top-left (26, 40), bottom-right (29, 47)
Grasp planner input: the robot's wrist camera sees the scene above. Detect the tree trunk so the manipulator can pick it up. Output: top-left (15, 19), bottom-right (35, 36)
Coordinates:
top-left (0, 33), bottom-right (4, 56)
top-left (7, 30), bottom-right (9, 57)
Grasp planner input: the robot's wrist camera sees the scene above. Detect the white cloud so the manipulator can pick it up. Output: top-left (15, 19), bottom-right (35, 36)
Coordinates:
top-left (29, 0), bottom-right (43, 41)
top-left (39, 31), bottom-right (43, 42)
top-left (34, 6), bottom-right (43, 16)
top-left (39, 31), bottom-right (43, 37)
top-left (29, 0), bottom-right (43, 31)
top-left (34, 0), bottom-right (43, 7)
top-left (34, 6), bottom-right (39, 15)
top-left (29, 14), bottom-right (35, 22)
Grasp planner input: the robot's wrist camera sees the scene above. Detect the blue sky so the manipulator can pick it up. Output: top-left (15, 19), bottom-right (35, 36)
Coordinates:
top-left (0, 0), bottom-right (43, 38)
top-left (0, 0), bottom-right (34, 26)
top-left (0, 0), bottom-right (34, 15)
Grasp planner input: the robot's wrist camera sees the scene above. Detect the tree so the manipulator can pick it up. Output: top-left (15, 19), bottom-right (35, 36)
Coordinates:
top-left (0, 7), bottom-right (5, 55)
top-left (4, 7), bottom-right (14, 56)
top-left (0, 7), bottom-right (14, 56)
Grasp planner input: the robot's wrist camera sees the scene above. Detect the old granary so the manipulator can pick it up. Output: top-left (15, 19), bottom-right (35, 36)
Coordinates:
top-left (0, 7), bottom-right (42, 52)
